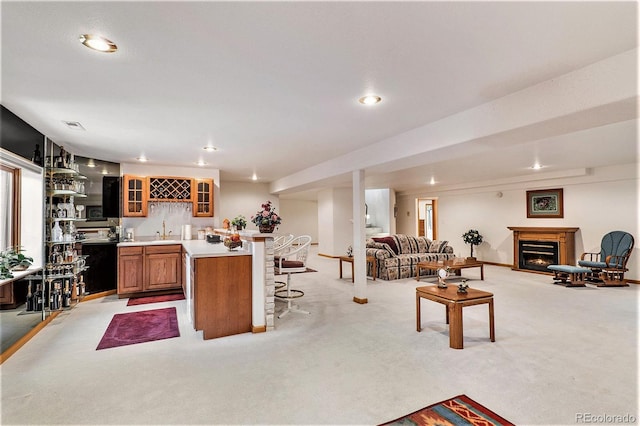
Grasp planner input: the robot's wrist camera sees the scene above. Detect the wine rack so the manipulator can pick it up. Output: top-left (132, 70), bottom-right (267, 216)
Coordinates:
top-left (148, 177), bottom-right (192, 201)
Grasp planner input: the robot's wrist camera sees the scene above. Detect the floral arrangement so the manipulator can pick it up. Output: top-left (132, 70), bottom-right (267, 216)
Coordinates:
top-left (231, 215), bottom-right (247, 229)
top-left (251, 201), bottom-right (282, 229)
top-left (462, 229), bottom-right (483, 258)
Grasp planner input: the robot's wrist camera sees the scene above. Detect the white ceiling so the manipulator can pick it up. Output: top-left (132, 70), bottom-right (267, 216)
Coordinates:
top-left (1, 1), bottom-right (638, 199)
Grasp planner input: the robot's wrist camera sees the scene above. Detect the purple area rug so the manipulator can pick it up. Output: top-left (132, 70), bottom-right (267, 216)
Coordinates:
top-left (127, 293), bottom-right (185, 306)
top-left (96, 307), bottom-right (180, 350)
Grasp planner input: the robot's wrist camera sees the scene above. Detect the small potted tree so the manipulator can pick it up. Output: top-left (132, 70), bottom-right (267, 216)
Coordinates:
top-left (462, 229), bottom-right (483, 260)
top-left (231, 215), bottom-right (247, 231)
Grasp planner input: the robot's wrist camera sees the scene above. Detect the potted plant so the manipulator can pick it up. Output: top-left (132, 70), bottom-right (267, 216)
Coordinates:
top-left (0, 246), bottom-right (34, 279)
top-left (231, 215), bottom-right (247, 230)
top-left (251, 200), bottom-right (282, 233)
top-left (462, 229), bottom-right (483, 260)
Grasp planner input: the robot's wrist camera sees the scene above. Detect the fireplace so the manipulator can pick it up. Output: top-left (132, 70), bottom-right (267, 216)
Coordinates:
top-left (519, 240), bottom-right (559, 272)
top-left (508, 227), bottom-right (579, 274)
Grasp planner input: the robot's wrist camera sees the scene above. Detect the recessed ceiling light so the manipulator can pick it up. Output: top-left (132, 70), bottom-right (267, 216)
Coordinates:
top-left (358, 95), bottom-right (382, 105)
top-left (195, 160), bottom-right (208, 166)
top-left (87, 159), bottom-right (96, 168)
top-left (136, 156), bottom-right (148, 162)
top-left (79, 34), bottom-right (117, 53)
top-left (531, 163), bottom-right (543, 170)
top-left (63, 121), bottom-right (85, 130)
top-left (429, 177), bottom-right (436, 185)
top-left (252, 173), bottom-right (258, 181)
top-left (203, 146), bottom-right (218, 152)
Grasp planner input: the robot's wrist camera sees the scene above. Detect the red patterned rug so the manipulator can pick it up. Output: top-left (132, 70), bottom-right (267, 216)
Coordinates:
top-left (127, 293), bottom-right (185, 306)
top-left (380, 394), bottom-right (514, 425)
top-left (96, 307), bottom-right (180, 350)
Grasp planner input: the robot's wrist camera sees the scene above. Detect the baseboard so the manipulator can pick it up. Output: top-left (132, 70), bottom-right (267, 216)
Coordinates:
top-left (252, 325), bottom-right (267, 333)
top-left (318, 253), bottom-right (340, 259)
top-left (480, 261), bottom-right (513, 268)
top-left (353, 297), bottom-right (368, 304)
top-left (0, 310), bottom-right (61, 364)
top-left (81, 289), bottom-right (117, 302)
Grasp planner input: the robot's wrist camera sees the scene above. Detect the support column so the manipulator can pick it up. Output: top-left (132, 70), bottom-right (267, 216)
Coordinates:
top-left (352, 170), bottom-right (368, 304)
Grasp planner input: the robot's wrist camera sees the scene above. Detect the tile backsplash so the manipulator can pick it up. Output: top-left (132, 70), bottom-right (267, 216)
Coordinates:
top-left (121, 202), bottom-right (218, 239)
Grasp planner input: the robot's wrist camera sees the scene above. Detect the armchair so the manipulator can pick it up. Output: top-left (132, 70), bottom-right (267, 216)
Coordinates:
top-left (578, 231), bottom-right (634, 286)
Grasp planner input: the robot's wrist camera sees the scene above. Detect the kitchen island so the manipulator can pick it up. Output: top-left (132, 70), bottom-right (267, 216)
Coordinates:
top-left (117, 233), bottom-right (274, 339)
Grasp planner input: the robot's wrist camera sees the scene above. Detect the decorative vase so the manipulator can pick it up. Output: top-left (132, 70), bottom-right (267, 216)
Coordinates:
top-left (259, 224), bottom-right (275, 233)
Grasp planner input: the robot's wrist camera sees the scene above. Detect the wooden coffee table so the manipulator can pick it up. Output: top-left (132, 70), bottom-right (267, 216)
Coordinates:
top-left (416, 285), bottom-right (495, 349)
top-left (339, 256), bottom-right (376, 282)
top-left (416, 259), bottom-right (484, 281)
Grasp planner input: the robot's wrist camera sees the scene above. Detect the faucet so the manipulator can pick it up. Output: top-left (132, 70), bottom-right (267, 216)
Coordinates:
top-left (158, 220), bottom-right (172, 240)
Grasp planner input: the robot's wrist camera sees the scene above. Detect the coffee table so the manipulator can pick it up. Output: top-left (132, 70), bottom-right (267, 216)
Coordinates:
top-left (339, 256), bottom-right (376, 282)
top-left (416, 259), bottom-right (484, 281)
top-left (416, 285), bottom-right (495, 349)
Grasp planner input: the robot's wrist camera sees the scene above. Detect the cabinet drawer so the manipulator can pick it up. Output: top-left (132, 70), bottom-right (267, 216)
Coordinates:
top-left (119, 246), bottom-right (143, 256)
top-left (145, 244), bottom-right (182, 255)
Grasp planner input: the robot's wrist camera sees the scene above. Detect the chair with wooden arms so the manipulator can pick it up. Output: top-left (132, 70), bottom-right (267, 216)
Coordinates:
top-left (274, 235), bottom-right (312, 318)
top-left (578, 231), bottom-right (634, 286)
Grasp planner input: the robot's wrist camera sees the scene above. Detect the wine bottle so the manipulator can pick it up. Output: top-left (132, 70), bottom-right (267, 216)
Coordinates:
top-left (31, 144), bottom-right (43, 166)
top-left (26, 283), bottom-right (34, 311)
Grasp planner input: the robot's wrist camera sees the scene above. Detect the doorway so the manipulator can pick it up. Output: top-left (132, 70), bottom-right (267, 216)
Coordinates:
top-left (417, 198), bottom-right (437, 240)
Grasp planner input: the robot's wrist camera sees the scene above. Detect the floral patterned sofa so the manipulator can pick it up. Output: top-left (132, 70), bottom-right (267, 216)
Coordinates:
top-left (365, 234), bottom-right (455, 280)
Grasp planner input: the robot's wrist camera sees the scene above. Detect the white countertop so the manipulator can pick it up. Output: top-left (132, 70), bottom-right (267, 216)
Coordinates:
top-left (117, 238), bottom-right (251, 258)
top-left (0, 267), bottom-right (43, 287)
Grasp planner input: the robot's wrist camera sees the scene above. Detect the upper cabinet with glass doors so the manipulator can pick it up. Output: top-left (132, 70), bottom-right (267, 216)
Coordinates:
top-left (123, 175), bottom-right (147, 217)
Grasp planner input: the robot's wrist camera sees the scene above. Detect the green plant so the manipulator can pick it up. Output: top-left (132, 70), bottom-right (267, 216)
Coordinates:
top-left (231, 215), bottom-right (247, 229)
top-left (462, 229), bottom-right (483, 258)
top-left (0, 246), bottom-right (34, 279)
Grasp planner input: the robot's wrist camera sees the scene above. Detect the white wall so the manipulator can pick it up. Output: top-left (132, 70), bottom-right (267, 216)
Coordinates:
top-left (279, 199), bottom-right (318, 243)
top-left (317, 188), bottom-right (352, 256)
top-left (396, 164), bottom-right (639, 280)
top-left (365, 188), bottom-right (391, 233)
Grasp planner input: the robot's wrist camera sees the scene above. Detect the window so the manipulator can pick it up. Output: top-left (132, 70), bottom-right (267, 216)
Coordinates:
top-left (0, 164), bottom-right (20, 251)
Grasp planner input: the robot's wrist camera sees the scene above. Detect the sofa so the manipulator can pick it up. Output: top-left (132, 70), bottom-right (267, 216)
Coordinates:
top-left (365, 234), bottom-right (455, 280)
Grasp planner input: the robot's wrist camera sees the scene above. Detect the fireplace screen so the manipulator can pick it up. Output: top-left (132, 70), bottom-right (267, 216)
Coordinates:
top-left (519, 240), bottom-right (559, 272)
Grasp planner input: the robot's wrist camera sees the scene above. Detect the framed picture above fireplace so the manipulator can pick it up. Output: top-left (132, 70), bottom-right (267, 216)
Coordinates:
top-left (526, 188), bottom-right (563, 218)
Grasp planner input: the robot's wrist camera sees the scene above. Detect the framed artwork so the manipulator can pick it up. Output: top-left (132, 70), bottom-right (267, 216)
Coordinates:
top-left (86, 205), bottom-right (104, 221)
top-left (526, 188), bottom-right (563, 218)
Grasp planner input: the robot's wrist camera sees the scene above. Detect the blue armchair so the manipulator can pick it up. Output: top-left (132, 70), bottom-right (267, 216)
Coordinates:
top-left (578, 231), bottom-right (634, 286)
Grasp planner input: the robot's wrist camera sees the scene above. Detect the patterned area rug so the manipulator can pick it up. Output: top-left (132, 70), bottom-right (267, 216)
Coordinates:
top-left (380, 394), bottom-right (514, 426)
top-left (96, 307), bottom-right (180, 350)
top-left (127, 293), bottom-right (185, 306)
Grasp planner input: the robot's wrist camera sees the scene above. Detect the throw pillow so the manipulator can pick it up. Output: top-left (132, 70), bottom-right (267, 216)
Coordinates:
top-left (372, 236), bottom-right (399, 255)
top-left (428, 240), bottom-right (449, 253)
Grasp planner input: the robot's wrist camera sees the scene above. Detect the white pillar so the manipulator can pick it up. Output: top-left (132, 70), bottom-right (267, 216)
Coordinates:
top-left (352, 170), bottom-right (368, 304)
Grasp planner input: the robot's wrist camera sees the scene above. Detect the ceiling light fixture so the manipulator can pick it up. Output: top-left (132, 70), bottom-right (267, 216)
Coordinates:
top-left (429, 177), bottom-right (436, 185)
top-left (252, 173), bottom-right (258, 181)
top-left (531, 163), bottom-right (543, 170)
top-left (101, 169), bottom-right (109, 175)
top-left (358, 95), bottom-right (382, 105)
top-left (79, 34), bottom-right (118, 53)
top-left (136, 156), bottom-right (148, 162)
top-left (87, 159), bottom-right (96, 168)
top-left (203, 146), bottom-right (218, 152)
top-left (195, 160), bottom-right (208, 166)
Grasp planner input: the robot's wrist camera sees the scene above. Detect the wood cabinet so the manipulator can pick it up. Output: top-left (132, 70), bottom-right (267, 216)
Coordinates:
top-left (122, 175), bottom-right (213, 218)
top-left (123, 175), bottom-right (147, 217)
top-left (117, 246), bottom-right (144, 293)
top-left (117, 244), bottom-right (182, 295)
top-left (193, 178), bottom-right (214, 217)
top-left (145, 245), bottom-right (181, 290)
top-left (193, 255), bottom-right (251, 339)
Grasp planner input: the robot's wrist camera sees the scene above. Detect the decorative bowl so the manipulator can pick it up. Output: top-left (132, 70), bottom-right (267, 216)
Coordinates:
top-left (224, 239), bottom-right (242, 250)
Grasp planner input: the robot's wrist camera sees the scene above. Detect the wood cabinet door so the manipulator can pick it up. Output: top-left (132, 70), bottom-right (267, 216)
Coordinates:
top-left (145, 252), bottom-right (181, 290)
top-left (192, 178), bottom-right (214, 217)
top-left (194, 255), bottom-right (252, 339)
top-left (118, 252), bottom-right (144, 294)
top-left (123, 175), bottom-right (147, 217)
top-left (0, 282), bottom-right (14, 304)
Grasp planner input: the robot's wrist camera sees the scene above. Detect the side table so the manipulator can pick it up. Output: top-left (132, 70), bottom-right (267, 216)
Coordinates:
top-left (339, 256), bottom-right (376, 282)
